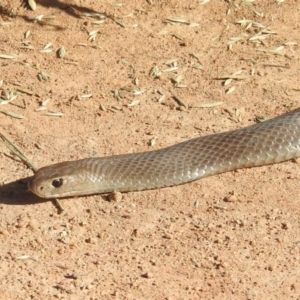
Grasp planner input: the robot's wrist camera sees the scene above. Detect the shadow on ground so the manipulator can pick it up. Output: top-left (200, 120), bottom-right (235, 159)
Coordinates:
top-left (0, 0), bottom-right (101, 24)
top-left (0, 176), bottom-right (49, 205)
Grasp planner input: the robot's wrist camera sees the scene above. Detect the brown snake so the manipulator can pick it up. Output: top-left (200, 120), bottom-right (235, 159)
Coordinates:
top-left (28, 108), bottom-right (300, 199)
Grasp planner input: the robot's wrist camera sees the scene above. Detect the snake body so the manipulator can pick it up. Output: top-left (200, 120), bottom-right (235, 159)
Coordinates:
top-left (28, 108), bottom-right (300, 199)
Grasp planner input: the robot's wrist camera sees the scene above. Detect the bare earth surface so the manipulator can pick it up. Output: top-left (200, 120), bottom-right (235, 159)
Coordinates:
top-left (1, 0), bottom-right (300, 299)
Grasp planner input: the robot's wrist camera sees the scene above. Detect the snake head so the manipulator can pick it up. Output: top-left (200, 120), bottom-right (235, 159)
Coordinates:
top-left (28, 161), bottom-right (88, 198)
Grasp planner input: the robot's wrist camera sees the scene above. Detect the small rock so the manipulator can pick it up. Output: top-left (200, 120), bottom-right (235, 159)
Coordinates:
top-left (224, 195), bottom-right (237, 202)
top-left (0, 229), bottom-right (10, 236)
top-left (109, 191), bottom-right (122, 202)
top-left (53, 224), bottom-right (61, 230)
top-left (282, 222), bottom-right (290, 230)
top-left (28, 219), bottom-right (39, 230)
top-left (16, 215), bottom-right (29, 228)
top-left (142, 272), bottom-right (154, 279)
top-left (86, 237), bottom-right (97, 244)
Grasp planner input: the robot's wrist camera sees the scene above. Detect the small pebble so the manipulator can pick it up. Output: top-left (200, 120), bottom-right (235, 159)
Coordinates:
top-left (53, 224), bottom-right (61, 230)
top-left (142, 272), bottom-right (154, 279)
top-left (109, 191), bottom-right (123, 202)
top-left (16, 216), bottom-right (29, 228)
top-left (86, 237), bottom-right (97, 244)
top-left (28, 219), bottom-right (39, 230)
top-left (224, 195), bottom-right (237, 202)
top-left (0, 229), bottom-right (10, 236)
top-left (281, 222), bottom-right (290, 230)
top-left (24, 58), bottom-right (32, 64)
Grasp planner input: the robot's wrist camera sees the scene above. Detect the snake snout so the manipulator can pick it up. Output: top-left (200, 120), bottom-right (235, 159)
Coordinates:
top-left (28, 176), bottom-right (40, 195)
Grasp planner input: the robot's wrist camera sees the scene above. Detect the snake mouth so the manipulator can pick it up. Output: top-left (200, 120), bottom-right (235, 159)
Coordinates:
top-left (27, 177), bottom-right (38, 195)
top-left (28, 177), bottom-right (47, 198)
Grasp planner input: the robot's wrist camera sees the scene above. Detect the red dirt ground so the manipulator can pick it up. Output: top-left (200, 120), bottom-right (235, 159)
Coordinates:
top-left (1, 0), bottom-right (300, 299)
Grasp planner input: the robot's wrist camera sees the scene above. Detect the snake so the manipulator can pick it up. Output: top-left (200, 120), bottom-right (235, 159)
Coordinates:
top-left (28, 107), bottom-right (300, 199)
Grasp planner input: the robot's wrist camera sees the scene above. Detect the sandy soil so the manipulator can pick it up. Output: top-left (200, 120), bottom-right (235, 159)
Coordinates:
top-left (1, 0), bottom-right (300, 299)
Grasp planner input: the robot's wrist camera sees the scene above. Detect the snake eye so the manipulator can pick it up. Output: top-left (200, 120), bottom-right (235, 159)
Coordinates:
top-left (52, 178), bottom-right (63, 188)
